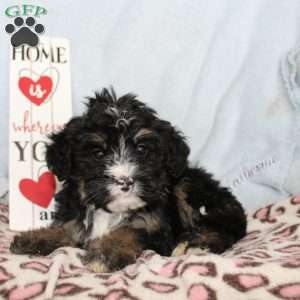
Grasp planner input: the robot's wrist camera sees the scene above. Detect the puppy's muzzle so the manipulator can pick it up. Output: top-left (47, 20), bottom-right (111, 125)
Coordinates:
top-left (115, 176), bottom-right (134, 192)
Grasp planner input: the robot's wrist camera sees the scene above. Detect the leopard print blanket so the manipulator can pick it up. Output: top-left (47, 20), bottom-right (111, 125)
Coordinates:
top-left (0, 196), bottom-right (299, 300)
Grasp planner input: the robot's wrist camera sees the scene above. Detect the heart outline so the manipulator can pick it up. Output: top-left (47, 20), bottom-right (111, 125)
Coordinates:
top-left (17, 67), bottom-right (60, 105)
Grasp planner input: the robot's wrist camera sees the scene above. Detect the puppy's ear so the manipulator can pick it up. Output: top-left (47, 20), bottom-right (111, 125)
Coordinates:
top-left (155, 120), bottom-right (190, 178)
top-left (46, 131), bottom-right (71, 181)
top-left (166, 129), bottom-right (190, 178)
top-left (46, 117), bottom-right (81, 181)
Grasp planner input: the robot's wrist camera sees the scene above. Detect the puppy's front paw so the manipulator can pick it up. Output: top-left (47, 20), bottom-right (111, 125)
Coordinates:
top-left (10, 228), bottom-right (67, 256)
top-left (10, 235), bottom-right (32, 255)
top-left (10, 233), bottom-right (49, 255)
top-left (86, 261), bottom-right (109, 273)
top-left (81, 251), bottom-right (109, 273)
top-left (81, 246), bottom-right (137, 273)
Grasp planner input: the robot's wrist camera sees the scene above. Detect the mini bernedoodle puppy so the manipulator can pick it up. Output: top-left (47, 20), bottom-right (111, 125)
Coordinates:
top-left (10, 88), bottom-right (247, 272)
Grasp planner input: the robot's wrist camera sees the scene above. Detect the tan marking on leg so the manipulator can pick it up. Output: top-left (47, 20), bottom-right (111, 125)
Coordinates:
top-left (174, 182), bottom-right (195, 229)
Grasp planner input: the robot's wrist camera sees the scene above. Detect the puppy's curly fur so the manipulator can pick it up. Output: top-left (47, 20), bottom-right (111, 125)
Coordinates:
top-left (10, 88), bottom-right (247, 272)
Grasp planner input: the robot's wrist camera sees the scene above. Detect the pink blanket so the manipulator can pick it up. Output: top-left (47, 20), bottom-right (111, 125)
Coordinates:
top-left (0, 196), bottom-right (300, 300)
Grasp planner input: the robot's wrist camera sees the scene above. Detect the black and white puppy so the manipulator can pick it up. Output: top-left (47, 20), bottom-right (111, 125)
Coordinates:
top-left (10, 88), bottom-right (247, 272)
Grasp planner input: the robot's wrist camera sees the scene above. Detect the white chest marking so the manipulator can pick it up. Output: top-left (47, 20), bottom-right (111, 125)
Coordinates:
top-left (107, 193), bottom-right (145, 212)
top-left (199, 206), bottom-right (207, 215)
top-left (89, 209), bottom-right (125, 240)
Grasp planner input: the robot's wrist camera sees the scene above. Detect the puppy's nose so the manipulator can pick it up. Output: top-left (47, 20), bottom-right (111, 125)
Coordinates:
top-left (116, 177), bottom-right (134, 192)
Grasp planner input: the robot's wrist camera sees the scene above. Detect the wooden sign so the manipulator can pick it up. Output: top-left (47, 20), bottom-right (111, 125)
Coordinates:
top-left (9, 37), bottom-right (72, 231)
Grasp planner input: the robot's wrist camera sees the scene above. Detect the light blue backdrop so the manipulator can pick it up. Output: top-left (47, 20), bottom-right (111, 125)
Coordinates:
top-left (1, 0), bottom-right (300, 210)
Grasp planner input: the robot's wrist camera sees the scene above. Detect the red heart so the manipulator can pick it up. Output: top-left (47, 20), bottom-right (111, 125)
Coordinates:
top-left (19, 172), bottom-right (56, 208)
top-left (18, 76), bottom-right (53, 106)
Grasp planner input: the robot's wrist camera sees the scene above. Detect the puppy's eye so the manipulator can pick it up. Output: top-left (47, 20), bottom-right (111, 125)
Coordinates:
top-left (136, 144), bottom-right (147, 154)
top-left (92, 149), bottom-right (104, 158)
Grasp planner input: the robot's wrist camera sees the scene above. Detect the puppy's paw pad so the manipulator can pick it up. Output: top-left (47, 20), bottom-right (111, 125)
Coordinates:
top-left (86, 261), bottom-right (109, 273)
top-left (172, 241), bottom-right (188, 257)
